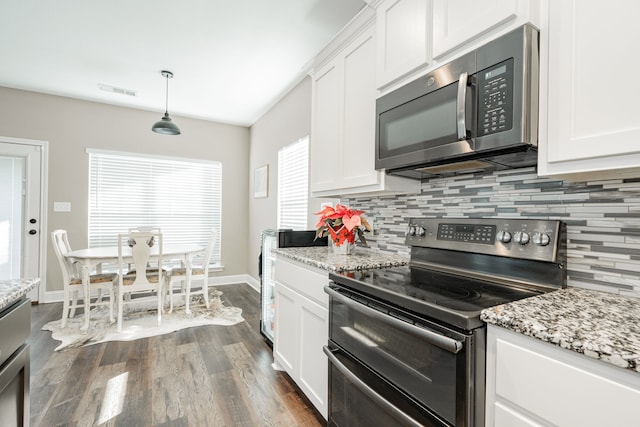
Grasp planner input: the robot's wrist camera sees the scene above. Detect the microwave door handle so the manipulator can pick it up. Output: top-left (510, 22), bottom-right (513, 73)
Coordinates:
top-left (456, 72), bottom-right (469, 140)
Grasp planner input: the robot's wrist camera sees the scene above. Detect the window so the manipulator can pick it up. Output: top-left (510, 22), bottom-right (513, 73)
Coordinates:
top-left (277, 136), bottom-right (309, 230)
top-left (87, 149), bottom-right (222, 264)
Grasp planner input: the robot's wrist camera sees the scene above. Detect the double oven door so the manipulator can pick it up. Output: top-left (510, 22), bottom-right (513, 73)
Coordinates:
top-left (324, 284), bottom-right (484, 427)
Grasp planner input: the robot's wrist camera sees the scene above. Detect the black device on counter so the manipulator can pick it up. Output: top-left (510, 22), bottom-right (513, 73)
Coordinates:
top-left (259, 229), bottom-right (327, 345)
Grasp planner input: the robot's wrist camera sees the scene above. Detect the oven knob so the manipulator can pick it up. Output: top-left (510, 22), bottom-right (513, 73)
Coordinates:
top-left (532, 232), bottom-right (551, 246)
top-left (408, 225), bottom-right (417, 236)
top-left (416, 226), bottom-right (426, 237)
top-left (514, 231), bottom-right (530, 245)
top-left (496, 230), bottom-right (512, 243)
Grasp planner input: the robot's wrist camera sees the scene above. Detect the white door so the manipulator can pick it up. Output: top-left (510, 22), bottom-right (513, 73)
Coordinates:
top-left (0, 138), bottom-right (45, 301)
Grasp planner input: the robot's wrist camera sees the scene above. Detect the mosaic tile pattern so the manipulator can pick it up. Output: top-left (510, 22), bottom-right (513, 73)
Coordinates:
top-left (481, 287), bottom-right (640, 373)
top-left (343, 167), bottom-right (640, 297)
top-left (0, 278), bottom-right (40, 311)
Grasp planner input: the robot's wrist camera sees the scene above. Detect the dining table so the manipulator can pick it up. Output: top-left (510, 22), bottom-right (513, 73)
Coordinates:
top-left (64, 243), bottom-right (204, 330)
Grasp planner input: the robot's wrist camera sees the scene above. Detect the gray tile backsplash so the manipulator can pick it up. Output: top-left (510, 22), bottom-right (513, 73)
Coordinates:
top-left (342, 167), bottom-right (640, 297)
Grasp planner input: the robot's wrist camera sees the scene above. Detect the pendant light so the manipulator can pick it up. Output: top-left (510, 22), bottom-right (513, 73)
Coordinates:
top-left (152, 70), bottom-right (181, 135)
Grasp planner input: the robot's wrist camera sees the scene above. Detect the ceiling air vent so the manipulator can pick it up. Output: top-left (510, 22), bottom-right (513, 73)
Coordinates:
top-left (98, 83), bottom-right (137, 97)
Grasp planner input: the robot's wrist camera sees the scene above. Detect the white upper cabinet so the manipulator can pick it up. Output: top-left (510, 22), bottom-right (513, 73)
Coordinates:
top-left (341, 27), bottom-right (379, 189)
top-left (432, 0), bottom-right (524, 59)
top-left (310, 62), bottom-right (342, 192)
top-left (310, 18), bottom-right (420, 198)
top-left (376, 0), bottom-right (431, 89)
top-left (538, 0), bottom-right (640, 178)
top-left (311, 26), bottom-right (377, 195)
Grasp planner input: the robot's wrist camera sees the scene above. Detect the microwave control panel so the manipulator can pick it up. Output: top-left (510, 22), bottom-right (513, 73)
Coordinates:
top-left (477, 58), bottom-right (514, 136)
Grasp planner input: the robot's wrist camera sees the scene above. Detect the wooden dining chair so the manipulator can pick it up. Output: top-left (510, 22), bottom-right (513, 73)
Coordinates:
top-left (168, 228), bottom-right (218, 314)
top-left (116, 230), bottom-right (167, 331)
top-left (51, 229), bottom-right (116, 328)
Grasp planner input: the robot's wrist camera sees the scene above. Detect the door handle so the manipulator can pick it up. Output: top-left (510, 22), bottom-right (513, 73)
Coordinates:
top-left (325, 286), bottom-right (464, 353)
top-left (323, 346), bottom-right (425, 427)
top-left (457, 72), bottom-right (469, 141)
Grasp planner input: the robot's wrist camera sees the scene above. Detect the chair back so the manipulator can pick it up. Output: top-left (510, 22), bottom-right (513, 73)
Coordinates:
top-left (201, 228), bottom-right (218, 272)
top-left (51, 229), bottom-right (74, 285)
top-left (118, 231), bottom-right (163, 287)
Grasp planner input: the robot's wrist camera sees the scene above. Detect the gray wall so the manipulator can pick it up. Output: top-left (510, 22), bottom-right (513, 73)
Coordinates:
top-left (343, 167), bottom-right (640, 297)
top-left (0, 86), bottom-right (250, 294)
top-left (248, 77), bottom-right (335, 280)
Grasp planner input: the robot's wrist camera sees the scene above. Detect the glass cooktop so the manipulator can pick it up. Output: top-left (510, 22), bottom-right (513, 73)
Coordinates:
top-left (330, 265), bottom-right (544, 330)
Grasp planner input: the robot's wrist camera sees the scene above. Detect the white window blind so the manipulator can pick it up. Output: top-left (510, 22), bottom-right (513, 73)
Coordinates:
top-left (88, 150), bottom-right (222, 264)
top-left (277, 137), bottom-right (309, 230)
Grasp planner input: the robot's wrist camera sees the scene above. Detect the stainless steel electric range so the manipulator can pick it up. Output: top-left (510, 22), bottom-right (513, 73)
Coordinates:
top-left (324, 218), bottom-right (566, 427)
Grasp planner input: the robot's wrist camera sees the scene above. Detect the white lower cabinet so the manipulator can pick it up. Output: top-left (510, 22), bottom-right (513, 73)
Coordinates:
top-left (486, 325), bottom-right (640, 427)
top-left (273, 257), bottom-right (328, 419)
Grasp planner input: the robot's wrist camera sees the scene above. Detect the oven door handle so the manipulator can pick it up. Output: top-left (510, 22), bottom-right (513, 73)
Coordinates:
top-left (325, 286), bottom-right (464, 354)
top-left (323, 345), bottom-right (425, 427)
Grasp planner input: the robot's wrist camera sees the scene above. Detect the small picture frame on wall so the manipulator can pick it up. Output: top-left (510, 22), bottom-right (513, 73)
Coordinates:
top-left (254, 164), bottom-right (268, 198)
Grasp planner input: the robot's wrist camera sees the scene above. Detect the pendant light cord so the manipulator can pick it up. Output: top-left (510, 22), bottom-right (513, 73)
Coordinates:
top-left (165, 75), bottom-right (169, 115)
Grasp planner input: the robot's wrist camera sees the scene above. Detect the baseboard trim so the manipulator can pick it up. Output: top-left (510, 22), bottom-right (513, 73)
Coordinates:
top-left (41, 273), bottom-right (261, 304)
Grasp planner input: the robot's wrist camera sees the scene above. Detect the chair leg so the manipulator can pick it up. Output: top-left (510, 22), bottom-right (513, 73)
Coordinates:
top-left (61, 286), bottom-right (71, 328)
top-left (108, 285), bottom-right (115, 323)
top-left (69, 289), bottom-right (78, 319)
top-left (157, 284), bottom-right (163, 326)
top-left (203, 277), bottom-right (210, 309)
top-left (168, 279), bottom-right (174, 314)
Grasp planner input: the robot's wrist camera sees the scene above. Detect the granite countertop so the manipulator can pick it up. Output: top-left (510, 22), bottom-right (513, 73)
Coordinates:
top-left (273, 246), bottom-right (409, 272)
top-left (481, 287), bottom-right (640, 373)
top-left (0, 278), bottom-right (40, 311)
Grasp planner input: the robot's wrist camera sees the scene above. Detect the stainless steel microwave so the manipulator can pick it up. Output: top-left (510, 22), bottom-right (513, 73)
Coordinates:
top-left (376, 24), bottom-right (539, 178)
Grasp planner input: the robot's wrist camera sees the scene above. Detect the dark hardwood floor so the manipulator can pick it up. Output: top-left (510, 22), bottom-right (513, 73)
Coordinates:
top-left (29, 283), bottom-right (324, 426)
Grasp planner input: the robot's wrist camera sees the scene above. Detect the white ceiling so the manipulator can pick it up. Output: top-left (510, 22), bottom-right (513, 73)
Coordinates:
top-left (0, 0), bottom-right (365, 126)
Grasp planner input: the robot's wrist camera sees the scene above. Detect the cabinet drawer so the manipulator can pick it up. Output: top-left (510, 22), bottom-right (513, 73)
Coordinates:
top-left (0, 298), bottom-right (30, 367)
top-left (275, 259), bottom-right (328, 307)
top-left (495, 338), bottom-right (640, 426)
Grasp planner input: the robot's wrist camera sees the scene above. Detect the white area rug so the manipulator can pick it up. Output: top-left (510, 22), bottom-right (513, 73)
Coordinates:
top-left (42, 288), bottom-right (244, 351)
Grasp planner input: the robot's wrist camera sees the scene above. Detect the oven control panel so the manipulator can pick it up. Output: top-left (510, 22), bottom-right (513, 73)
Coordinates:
top-left (436, 223), bottom-right (496, 244)
top-left (406, 218), bottom-right (565, 263)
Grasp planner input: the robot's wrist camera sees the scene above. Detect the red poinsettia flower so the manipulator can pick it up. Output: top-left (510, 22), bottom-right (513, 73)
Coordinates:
top-left (314, 204), bottom-right (372, 247)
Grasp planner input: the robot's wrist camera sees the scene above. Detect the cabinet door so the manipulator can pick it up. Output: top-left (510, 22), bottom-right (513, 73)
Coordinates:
top-left (298, 298), bottom-right (329, 419)
top-left (273, 282), bottom-right (299, 377)
top-left (341, 26), bottom-right (379, 189)
top-left (544, 1), bottom-right (640, 167)
top-left (486, 326), bottom-right (640, 427)
top-left (432, 0), bottom-right (522, 58)
top-left (376, 0), bottom-right (431, 88)
top-left (494, 402), bottom-right (543, 427)
top-left (310, 61), bottom-right (342, 193)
